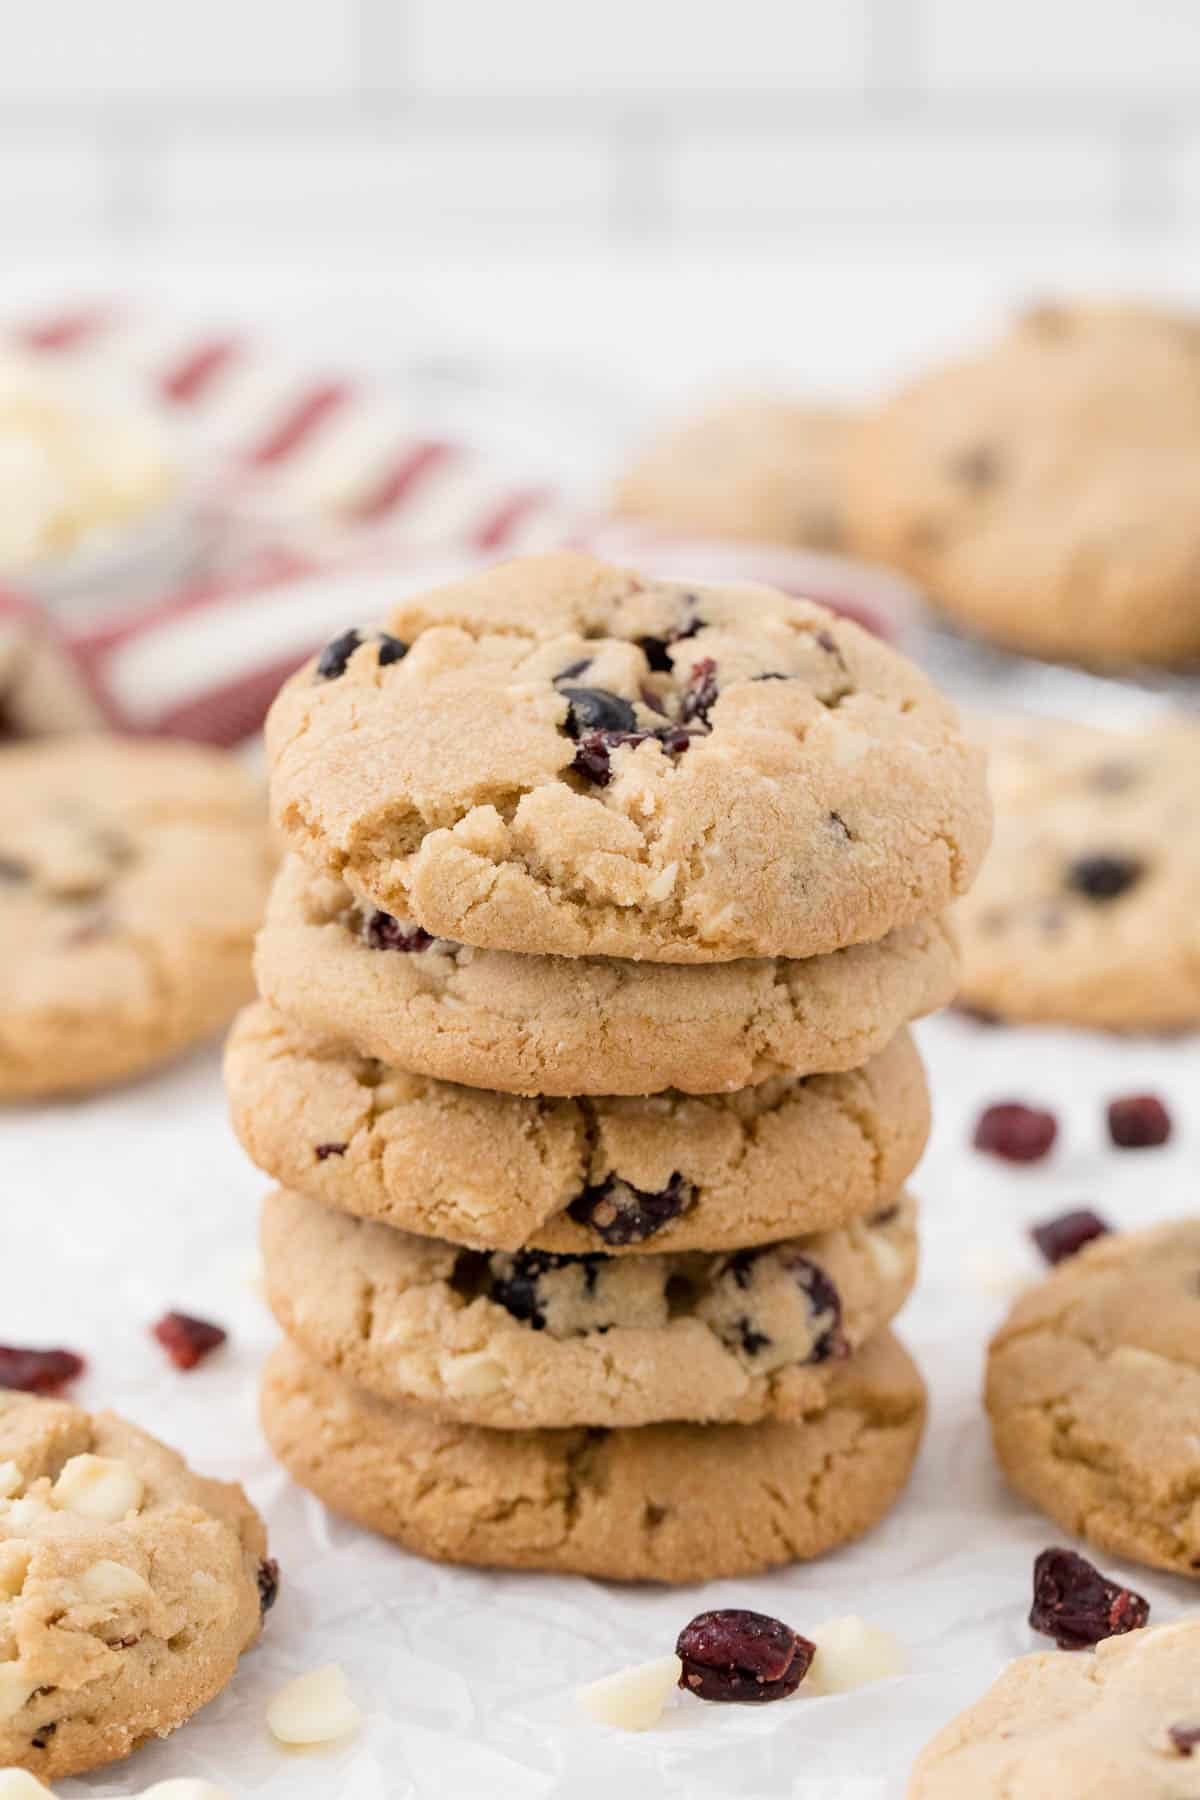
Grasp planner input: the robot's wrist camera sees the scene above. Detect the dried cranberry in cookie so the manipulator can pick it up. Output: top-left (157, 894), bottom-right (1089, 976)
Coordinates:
top-left (265, 552), bottom-right (990, 962)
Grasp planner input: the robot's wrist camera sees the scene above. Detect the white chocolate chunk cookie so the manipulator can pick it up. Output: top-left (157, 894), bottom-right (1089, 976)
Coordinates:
top-left (847, 300), bottom-right (1200, 668)
top-left (0, 1389), bottom-right (269, 1782)
top-left (254, 856), bottom-right (959, 1096)
top-left (987, 1219), bottom-right (1200, 1578)
top-left (613, 394), bottom-right (851, 549)
top-left (959, 715), bottom-right (1200, 1030)
top-left (261, 1330), bottom-right (927, 1582)
top-left (227, 1003), bottom-right (929, 1255)
top-left (909, 1619), bottom-right (1200, 1797)
top-left (264, 553), bottom-right (990, 962)
top-left (260, 1185), bottom-right (917, 1428)
top-left (0, 736), bottom-right (271, 1099)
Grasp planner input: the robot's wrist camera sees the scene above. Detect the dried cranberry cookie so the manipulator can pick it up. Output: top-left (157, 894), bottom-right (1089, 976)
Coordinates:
top-left (254, 856), bottom-right (959, 1096)
top-left (0, 736), bottom-right (270, 1098)
top-left (265, 553), bottom-right (989, 962)
top-left (227, 1003), bottom-right (929, 1254)
top-left (260, 1185), bottom-right (917, 1429)
top-left (261, 1330), bottom-right (926, 1581)
top-left (0, 1388), bottom-right (270, 1780)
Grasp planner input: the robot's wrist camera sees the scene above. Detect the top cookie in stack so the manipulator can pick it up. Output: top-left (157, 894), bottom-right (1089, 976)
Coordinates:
top-left (239, 553), bottom-right (990, 1583)
top-left (265, 551), bottom-right (990, 963)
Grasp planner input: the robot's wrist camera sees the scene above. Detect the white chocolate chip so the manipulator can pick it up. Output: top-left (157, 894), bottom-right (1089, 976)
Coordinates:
top-left (52, 1456), bottom-right (143, 1523)
top-left (140, 1782), bottom-right (232, 1799)
top-left (0, 1498), bottom-right (50, 1532)
top-left (78, 1559), bottom-right (153, 1605)
top-left (865, 1232), bottom-right (904, 1282)
top-left (0, 1548), bottom-right (30, 1602)
top-left (0, 1466), bottom-right (21, 1502)
top-left (0, 1666), bottom-right (35, 1723)
top-left (963, 1242), bottom-right (1035, 1303)
top-left (0, 1771), bottom-right (52, 1797)
top-left (646, 862), bottom-right (678, 902)
top-left (441, 1351), bottom-right (506, 1398)
top-left (577, 1655), bottom-right (682, 1732)
top-left (267, 1665), bottom-right (362, 1746)
top-left (805, 1616), bottom-right (909, 1696)
top-left (1111, 1345), bottom-right (1174, 1375)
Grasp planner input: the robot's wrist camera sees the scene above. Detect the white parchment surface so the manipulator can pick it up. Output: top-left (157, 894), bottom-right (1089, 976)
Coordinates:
top-left (4, 1008), bottom-right (1199, 1800)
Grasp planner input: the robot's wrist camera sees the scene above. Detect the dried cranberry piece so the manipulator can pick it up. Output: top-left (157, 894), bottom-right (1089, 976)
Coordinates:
top-left (376, 633), bottom-right (408, 666)
top-left (560, 686), bottom-right (638, 738)
top-left (676, 1608), bottom-right (815, 1703)
top-left (568, 1172), bottom-right (693, 1246)
top-left (1029, 1548), bottom-right (1148, 1649)
top-left (0, 1345), bottom-right (85, 1394)
top-left (315, 1141), bottom-right (348, 1161)
top-left (973, 1101), bottom-right (1058, 1163)
top-left (487, 1251), bottom-right (604, 1330)
top-left (1031, 1209), bottom-right (1112, 1266)
top-left (315, 628), bottom-right (362, 680)
top-left (679, 657), bottom-right (719, 726)
top-left (1169, 1724), bottom-right (1200, 1757)
top-left (1107, 1094), bottom-right (1172, 1149)
top-left (783, 1254), bottom-right (847, 1362)
top-left (1066, 854), bottom-right (1144, 902)
top-left (573, 725), bottom-right (695, 787)
top-left (152, 1312), bottom-right (227, 1371)
top-left (365, 911), bottom-right (433, 953)
top-left (257, 1556), bottom-right (281, 1615)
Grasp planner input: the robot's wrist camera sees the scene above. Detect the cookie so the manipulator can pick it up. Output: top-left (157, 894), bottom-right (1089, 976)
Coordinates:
top-left (0, 736), bottom-right (270, 1099)
top-left (264, 553), bottom-right (990, 962)
top-left (228, 1003), bottom-right (928, 1254)
top-left (909, 1620), bottom-right (1200, 1798)
top-left (958, 716), bottom-right (1200, 1031)
top-left (254, 856), bottom-right (959, 1096)
top-left (846, 301), bottom-right (1200, 668)
top-left (0, 1387), bottom-right (269, 1781)
top-left (260, 1185), bottom-right (917, 1429)
top-left (987, 1219), bottom-right (1200, 1578)
top-left (260, 1330), bottom-right (925, 1582)
top-left (613, 395), bottom-right (851, 549)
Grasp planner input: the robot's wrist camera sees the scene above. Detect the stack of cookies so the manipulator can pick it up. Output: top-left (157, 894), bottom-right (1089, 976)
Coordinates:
top-left (227, 552), bottom-right (990, 1583)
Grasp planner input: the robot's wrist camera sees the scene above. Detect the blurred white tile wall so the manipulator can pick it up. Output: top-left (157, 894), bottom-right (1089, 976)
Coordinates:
top-left (0, 0), bottom-right (1197, 254)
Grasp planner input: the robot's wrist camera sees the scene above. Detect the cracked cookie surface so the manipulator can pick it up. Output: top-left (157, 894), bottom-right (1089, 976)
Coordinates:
top-left (228, 1003), bottom-right (929, 1253)
top-left (260, 1330), bottom-right (926, 1581)
top-left (909, 1620), bottom-right (1200, 1799)
top-left (264, 552), bottom-right (989, 962)
top-left (261, 1186), bottom-right (917, 1428)
top-left (959, 716), bottom-right (1200, 1030)
top-left (987, 1219), bottom-right (1200, 1578)
top-left (0, 736), bottom-right (271, 1098)
top-left (255, 856), bottom-right (959, 1096)
top-left (0, 1388), bottom-right (267, 1781)
top-left (613, 395), bottom-right (852, 549)
top-left (846, 300), bottom-right (1200, 668)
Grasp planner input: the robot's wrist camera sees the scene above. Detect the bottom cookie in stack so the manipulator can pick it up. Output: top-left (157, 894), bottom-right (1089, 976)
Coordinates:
top-left (261, 1329), bottom-right (926, 1584)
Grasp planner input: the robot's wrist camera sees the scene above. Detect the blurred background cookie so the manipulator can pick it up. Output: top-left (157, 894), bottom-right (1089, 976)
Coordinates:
top-left (613, 394), bottom-right (851, 551)
top-left (845, 302), bottom-right (1200, 669)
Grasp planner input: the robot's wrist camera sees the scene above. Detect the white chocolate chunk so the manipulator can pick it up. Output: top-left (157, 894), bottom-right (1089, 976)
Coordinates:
top-left (78, 1559), bottom-right (153, 1605)
top-left (0, 1498), bottom-right (50, 1532)
top-left (441, 1351), bottom-right (506, 1398)
top-left (805, 1616), bottom-right (909, 1696)
top-left (52, 1455), bottom-right (143, 1523)
top-left (140, 1782), bottom-right (232, 1799)
top-left (577, 1655), bottom-right (682, 1732)
top-left (0, 1466), bottom-right (22, 1502)
top-left (0, 1667), bottom-right (34, 1723)
top-left (267, 1665), bottom-right (362, 1746)
top-left (0, 1771), bottom-right (52, 1797)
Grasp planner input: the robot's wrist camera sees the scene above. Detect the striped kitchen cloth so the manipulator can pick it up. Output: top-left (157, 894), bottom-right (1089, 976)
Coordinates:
top-left (0, 304), bottom-right (916, 746)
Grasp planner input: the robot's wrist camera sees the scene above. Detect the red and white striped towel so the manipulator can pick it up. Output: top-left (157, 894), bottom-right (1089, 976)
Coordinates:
top-left (0, 304), bottom-right (916, 746)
